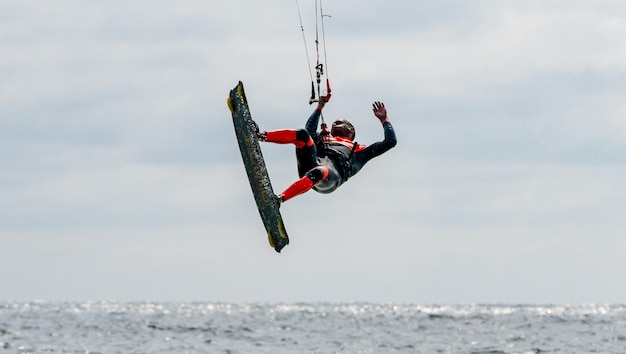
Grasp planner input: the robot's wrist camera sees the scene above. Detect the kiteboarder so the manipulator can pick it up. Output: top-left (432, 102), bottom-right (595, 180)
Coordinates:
top-left (257, 96), bottom-right (397, 205)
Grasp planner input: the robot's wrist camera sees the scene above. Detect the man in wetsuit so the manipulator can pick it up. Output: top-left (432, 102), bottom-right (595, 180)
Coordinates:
top-left (258, 96), bottom-right (397, 205)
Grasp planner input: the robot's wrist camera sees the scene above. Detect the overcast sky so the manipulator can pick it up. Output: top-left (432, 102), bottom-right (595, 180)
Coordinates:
top-left (2, 0), bottom-right (625, 303)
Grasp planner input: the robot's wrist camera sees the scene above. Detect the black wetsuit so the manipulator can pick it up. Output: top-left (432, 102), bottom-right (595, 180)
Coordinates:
top-left (296, 108), bottom-right (397, 194)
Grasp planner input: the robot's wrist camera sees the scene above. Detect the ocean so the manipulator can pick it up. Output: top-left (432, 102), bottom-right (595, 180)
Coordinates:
top-left (0, 302), bottom-right (624, 353)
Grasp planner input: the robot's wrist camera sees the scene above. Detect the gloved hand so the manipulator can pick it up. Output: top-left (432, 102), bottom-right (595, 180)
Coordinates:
top-left (318, 94), bottom-right (330, 109)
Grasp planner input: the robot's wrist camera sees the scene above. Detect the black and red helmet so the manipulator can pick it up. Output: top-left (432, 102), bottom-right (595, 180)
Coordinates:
top-left (331, 119), bottom-right (355, 140)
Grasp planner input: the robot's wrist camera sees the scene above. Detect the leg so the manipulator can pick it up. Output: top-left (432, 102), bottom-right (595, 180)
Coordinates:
top-left (279, 166), bottom-right (330, 202)
top-left (260, 128), bottom-right (321, 203)
top-left (261, 128), bottom-right (318, 176)
top-left (262, 129), bottom-right (313, 149)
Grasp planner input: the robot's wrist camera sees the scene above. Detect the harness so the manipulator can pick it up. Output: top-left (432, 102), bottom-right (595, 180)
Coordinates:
top-left (321, 141), bottom-right (358, 181)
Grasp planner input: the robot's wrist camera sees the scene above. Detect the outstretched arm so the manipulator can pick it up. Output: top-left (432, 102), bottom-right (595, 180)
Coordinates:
top-left (355, 101), bottom-right (397, 162)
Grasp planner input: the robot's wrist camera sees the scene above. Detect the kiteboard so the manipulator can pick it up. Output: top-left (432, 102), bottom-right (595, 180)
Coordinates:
top-left (227, 81), bottom-right (289, 253)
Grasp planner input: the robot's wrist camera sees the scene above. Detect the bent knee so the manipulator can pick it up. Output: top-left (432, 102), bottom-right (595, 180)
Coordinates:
top-left (295, 129), bottom-right (314, 147)
top-left (304, 166), bottom-right (329, 183)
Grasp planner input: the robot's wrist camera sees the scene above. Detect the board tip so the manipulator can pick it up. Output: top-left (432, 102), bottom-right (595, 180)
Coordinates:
top-left (227, 97), bottom-right (235, 113)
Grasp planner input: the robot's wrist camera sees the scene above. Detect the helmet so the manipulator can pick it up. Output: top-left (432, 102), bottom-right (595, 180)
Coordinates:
top-left (331, 119), bottom-right (355, 140)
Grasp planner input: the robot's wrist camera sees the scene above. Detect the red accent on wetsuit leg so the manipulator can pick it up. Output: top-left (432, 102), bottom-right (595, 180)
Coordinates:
top-left (265, 130), bottom-right (302, 148)
top-left (319, 166), bottom-right (329, 180)
top-left (265, 130), bottom-right (313, 148)
top-left (280, 176), bottom-right (315, 202)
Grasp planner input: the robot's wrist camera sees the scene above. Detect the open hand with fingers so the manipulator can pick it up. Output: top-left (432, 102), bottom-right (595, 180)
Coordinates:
top-left (372, 101), bottom-right (388, 121)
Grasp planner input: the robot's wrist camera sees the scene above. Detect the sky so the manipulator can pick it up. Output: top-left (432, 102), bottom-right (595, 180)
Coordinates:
top-left (1, 0), bottom-right (625, 304)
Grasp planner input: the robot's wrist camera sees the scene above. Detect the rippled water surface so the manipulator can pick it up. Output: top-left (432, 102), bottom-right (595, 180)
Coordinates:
top-left (1, 302), bottom-right (625, 353)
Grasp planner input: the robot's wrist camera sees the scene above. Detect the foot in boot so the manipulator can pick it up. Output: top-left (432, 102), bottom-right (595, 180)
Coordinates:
top-left (252, 121), bottom-right (266, 141)
top-left (272, 194), bottom-right (284, 209)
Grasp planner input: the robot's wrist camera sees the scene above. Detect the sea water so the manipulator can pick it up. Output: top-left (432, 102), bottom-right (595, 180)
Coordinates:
top-left (0, 302), bottom-right (625, 353)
